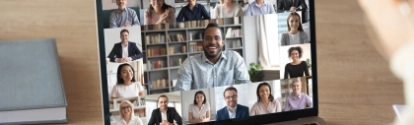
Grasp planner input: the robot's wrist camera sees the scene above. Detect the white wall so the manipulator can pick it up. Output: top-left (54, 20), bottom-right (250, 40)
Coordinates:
top-left (104, 27), bottom-right (142, 57)
top-left (102, 0), bottom-right (141, 10)
top-left (180, 88), bottom-right (214, 122)
top-left (242, 15), bottom-right (258, 67)
top-left (213, 84), bottom-right (249, 112)
top-left (279, 43), bottom-right (311, 78)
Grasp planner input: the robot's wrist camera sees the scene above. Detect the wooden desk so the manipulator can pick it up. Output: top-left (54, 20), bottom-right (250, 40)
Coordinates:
top-left (0, 0), bottom-right (404, 125)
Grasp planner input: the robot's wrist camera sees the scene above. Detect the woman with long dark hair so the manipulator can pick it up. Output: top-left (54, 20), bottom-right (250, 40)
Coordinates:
top-left (249, 82), bottom-right (281, 116)
top-left (111, 63), bottom-right (145, 99)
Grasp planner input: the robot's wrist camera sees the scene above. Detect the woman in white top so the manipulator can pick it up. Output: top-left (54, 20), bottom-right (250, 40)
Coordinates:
top-left (116, 100), bottom-right (143, 125)
top-left (111, 63), bottom-right (145, 99)
top-left (188, 90), bottom-right (211, 123)
top-left (280, 12), bottom-right (309, 46)
top-left (213, 0), bottom-right (244, 18)
top-left (250, 82), bottom-right (281, 116)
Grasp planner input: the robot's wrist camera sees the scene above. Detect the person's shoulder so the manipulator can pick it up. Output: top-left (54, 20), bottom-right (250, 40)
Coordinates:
top-left (285, 62), bottom-right (291, 66)
top-left (282, 32), bottom-right (290, 36)
top-left (152, 108), bottom-right (160, 112)
top-left (144, 9), bottom-right (151, 15)
top-left (301, 61), bottom-right (307, 65)
top-left (237, 104), bottom-right (249, 109)
top-left (217, 106), bottom-right (227, 112)
top-left (126, 7), bottom-right (136, 12)
top-left (129, 41), bottom-right (137, 44)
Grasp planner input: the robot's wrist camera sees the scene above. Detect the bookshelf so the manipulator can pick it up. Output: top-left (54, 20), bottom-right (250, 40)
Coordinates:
top-left (141, 17), bottom-right (245, 94)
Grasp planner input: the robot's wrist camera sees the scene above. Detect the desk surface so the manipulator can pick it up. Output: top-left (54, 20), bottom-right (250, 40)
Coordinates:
top-left (0, 0), bottom-right (404, 125)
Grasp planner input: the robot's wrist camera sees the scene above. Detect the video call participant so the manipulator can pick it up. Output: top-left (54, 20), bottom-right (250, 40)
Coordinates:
top-left (107, 29), bottom-right (143, 63)
top-left (176, 0), bottom-right (211, 22)
top-left (213, 0), bottom-right (244, 19)
top-left (284, 46), bottom-right (309, 79)
top-left (145, 0), bottom-right (175, 25)
top-left (174, 23), bottom-right (251, 91)
top-left (216, 87), bottom-right (249, 121)
top-left (111, 63), bottom-right (145, 99)
top-left (283, 79), bottom-right (312, 111)
top-left (250, 82), bottom-right (281, 116)
top-left (244, 0), bottom-right (276, 16)
top-left (148, 95), bottom-right (183, 125)
top-left (110, 0), bottom-right (140, 28)
top-left (280, 12), bottom-right (309, 46)
top-left (188, 90), bottom-right (211, 123)
top-left (277, 0), bottom-right (307, 13)
top-left (116, 100), bottom-right (144, 125)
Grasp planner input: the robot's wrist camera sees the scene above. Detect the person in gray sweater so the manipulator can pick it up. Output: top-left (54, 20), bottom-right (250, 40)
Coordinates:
top-left (281, 12), bottom-right (309, 46)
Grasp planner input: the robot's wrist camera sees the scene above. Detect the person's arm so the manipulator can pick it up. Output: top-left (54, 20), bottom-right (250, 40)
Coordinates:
top-left (284, 64), bottom-right (289, 79)
top-left (148, 110), bottom-right (157, 125)
top-left (269, 3), bottom-right (276, 14)
top-left (204, 110), bottom-right (211, 122)
top-left (299, 0), bottom-right (307, 11)
top-left (283, 98), bottom-right (291, 111)
top-left (110, 85), bottom-right (118, 99)
top-left (236, 5), bottom-right (244, 17)
top-left (167, 8), bottom-right (176, 23)
top-left (130, 43), bottom-right (143, 60)
top-left (200, 5), bottom-right (211, 19)
top-left (174, 59), bottom-right (193, 91)
top-left (131, 10), bottom-right (140, 26)
top-left (108, 44), bottom-right (118, 62)
top-left (277, 0), bottom-right (285, 13)
top-left (176, 8), bottom-right (185, 22)
top-left (188, 112), bottom-right (198, 123)
top-left (144, 10), bottom-right (151, 25)
top-left (213, 5), bottom-right (219, 19)
top-left (234, 52), bottom-right (251, 84)
top-left (137, 117), bottom-right (144, 125)
top-left (216, 110), bottom-right (222, 121)
top-left (276, 100), bottom-right (282, 112)
top-left (244, 5), bottom-right (252, 16)
top-left (109, 12), bottom-right (118, 28)
top-left (303, 61), bottom-right (310, 76)
top-left (281, 33), bottom-right (288, 46)
top-left (173, 108), bottom-right (183, 125)
top-left (137, 82), bottom-right (145, 96)
top-left (305, 94), bottom-right (313, 108)
top-left (249, 105), bottom-right (256, 116)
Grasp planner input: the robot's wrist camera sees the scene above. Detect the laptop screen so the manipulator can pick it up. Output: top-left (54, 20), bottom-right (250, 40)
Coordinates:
top-left (98, 0), bottom-right (316, 124)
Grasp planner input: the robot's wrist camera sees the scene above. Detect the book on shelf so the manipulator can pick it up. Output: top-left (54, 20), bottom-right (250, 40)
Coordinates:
top-left (189, 32), bottom-right (203, 41)
top-left (182, 45), bottom-right (187, 53)
top-left (226, 28), bottom-right (242, 38)
top-left (167, 33), bottom-right (186, 42)
top-left (146, 34), bottom-right (166, 44)
top-left (170, 58), bottom-right (183, 67)
top-left (186, 19), bottom-right (210, 28)
top-left (234, 17), bottom-right (240, 24)
top-left (171, 79), bottom-right (178, 87)
top-left (188, 42), bottom-right (203, 53)
top-left (151, 78), bottom-right (168, 89)
top-left (147, 60), bottom-right (165, 70)
top-left (231, 40), bottom-right (241, 48)
top-left (0, 39), bottom-right (67, 124)
top-left (147, 48), bottom-right (166, 57)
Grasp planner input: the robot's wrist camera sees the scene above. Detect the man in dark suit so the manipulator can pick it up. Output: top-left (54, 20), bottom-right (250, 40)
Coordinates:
top-left (216, 87), bottom-right (249, 121)
top-left (148, 95), bottom-right (183, 125)
top-left (277, 0), bottom-right (307, 13)
top-left (107, 29), bottom-right (142, 63)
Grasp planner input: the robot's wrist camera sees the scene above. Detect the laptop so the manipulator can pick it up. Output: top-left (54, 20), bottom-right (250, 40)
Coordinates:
top-left (95, 0), bottom-right (327, 124)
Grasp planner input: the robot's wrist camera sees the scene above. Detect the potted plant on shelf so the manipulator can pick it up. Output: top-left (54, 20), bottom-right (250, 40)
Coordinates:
top-left (248, 62), bottom-right (264, 82)
top-left (306, 58), bottom-right (312, 76)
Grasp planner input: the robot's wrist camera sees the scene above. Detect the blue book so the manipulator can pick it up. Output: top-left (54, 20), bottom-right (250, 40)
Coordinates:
top-left (0, 39), bottom-right (67, 124)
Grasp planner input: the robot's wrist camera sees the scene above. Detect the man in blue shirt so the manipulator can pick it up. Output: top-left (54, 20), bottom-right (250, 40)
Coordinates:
top-left (110, 0), bottom-right (140, 28)
top-left (176, 0), bottom-right (211, 22)
top-left (216, 87), bottom-right (249, 121)
top-left (174, 23), bottom-right (251, 91)
top-left (244, 0), bottom-right (276, 16)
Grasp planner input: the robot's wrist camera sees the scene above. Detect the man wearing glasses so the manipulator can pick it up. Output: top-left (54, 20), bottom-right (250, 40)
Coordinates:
top-left (216, 87), bottom-right (249, 121)
top-left (175, 23), bottom-right (251, 91)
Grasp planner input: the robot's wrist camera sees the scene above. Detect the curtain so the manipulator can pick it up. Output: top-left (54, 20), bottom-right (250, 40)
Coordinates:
top-left (257, 14), bottom-right (280, 68)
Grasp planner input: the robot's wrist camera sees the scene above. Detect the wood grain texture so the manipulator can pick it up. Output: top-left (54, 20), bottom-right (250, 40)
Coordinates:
top-left (0, 0), bottom-right (404, 125)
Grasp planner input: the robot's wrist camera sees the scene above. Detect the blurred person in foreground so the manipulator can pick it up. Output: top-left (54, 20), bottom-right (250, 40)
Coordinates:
top-left (358, 0), bottom-right (414, 125)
